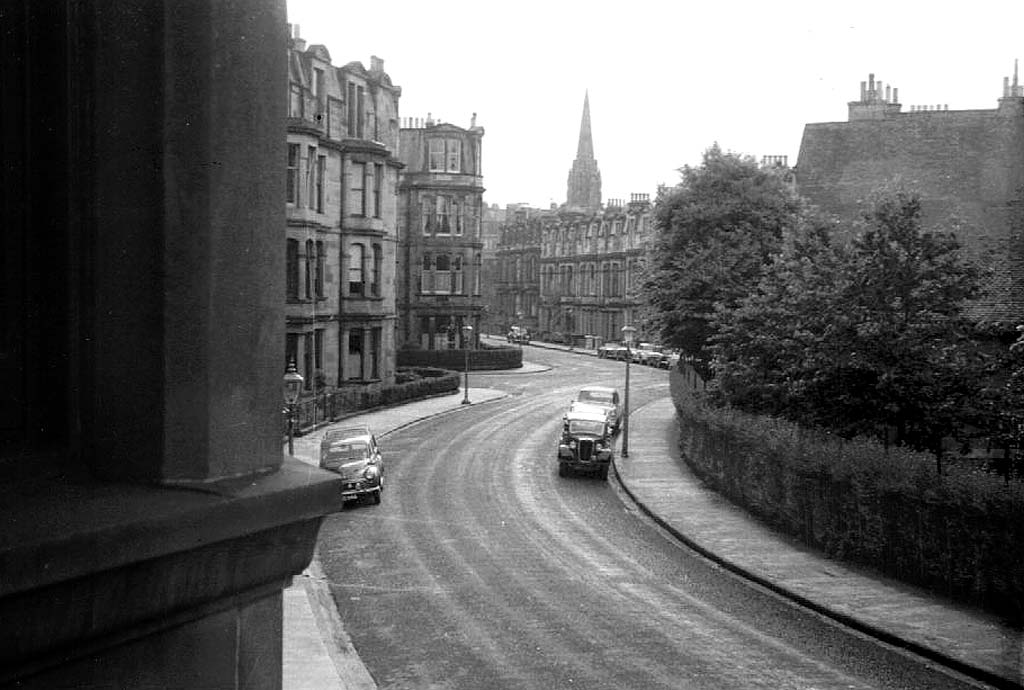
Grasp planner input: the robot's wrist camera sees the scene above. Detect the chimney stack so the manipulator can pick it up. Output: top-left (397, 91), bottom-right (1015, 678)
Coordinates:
top-left (370, 55), bottom-right (384, 74)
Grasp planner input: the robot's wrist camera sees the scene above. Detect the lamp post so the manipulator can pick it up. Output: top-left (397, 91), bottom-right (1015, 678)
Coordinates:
top-left (461, 324), bottom-right (473, 405)
top-left (283, 358), bottom-right (304, 456)
top-left (621, 324), bottom-right (636, 457)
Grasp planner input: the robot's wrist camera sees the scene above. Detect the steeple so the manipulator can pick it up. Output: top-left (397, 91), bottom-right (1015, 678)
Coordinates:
top-left (576, 90), bottom-right (594, 161)
top-left (566, 90), bottom-right (602, 212)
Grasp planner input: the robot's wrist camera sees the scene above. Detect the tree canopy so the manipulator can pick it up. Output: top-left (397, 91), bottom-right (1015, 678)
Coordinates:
top-left (644, 144), bottom-right (802, 357)
top-left (709, 190), bottom-right (983, 451)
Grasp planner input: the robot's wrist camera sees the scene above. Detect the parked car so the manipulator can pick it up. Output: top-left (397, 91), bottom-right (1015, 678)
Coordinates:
top-left (660, 349), bottom-right (681, 369)
top-left (634, 342), bottom-right (665, 367)
top-left (507, 326), bottom-right (530, 344)
top-left (571, 385), bottom-right (622, 434)
top-left (597, 341), bottom-right (629, 360)
top-left (557, 406), bottom-right (614, 479)
top-left (319, 426), bottom-right (384, 504)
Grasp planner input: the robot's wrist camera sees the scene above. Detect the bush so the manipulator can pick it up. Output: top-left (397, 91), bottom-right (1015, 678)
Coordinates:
top-left (669, 365), bottom-right (1024, 622)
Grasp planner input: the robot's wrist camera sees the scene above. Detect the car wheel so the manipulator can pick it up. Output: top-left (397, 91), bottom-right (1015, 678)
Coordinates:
top-left (372, 488), bottom-right (382, 504)
top-left (558, 462), bottom-right (569, 477)
top-left (598, 464), bottom-right (609, 480)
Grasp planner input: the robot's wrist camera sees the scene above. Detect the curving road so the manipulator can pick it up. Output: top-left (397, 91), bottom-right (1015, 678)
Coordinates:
top-left (316, 347), bottom-right (981, 689)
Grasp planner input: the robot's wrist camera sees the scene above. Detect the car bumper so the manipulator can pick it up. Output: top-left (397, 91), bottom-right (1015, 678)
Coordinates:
top-left (339, 477), bottom-right (381, 498)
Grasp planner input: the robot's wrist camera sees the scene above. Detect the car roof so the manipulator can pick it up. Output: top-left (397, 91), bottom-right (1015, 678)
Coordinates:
top-left (578, 385), bottom-right (617, 395)
top-left (322, 426), bottom-right (373, 444)
top-left (565, 406), bottom-right (608, 423)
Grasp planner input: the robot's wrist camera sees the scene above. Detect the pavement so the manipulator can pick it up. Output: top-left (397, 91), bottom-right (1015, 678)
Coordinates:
top-left (283, 338), bottom-right (1024, 690)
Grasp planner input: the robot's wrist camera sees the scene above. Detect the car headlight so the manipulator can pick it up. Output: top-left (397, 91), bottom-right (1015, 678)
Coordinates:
top-left (569, 440), bottom-right (577, 449)
top-left (363, 464), bottom-right (380, 480)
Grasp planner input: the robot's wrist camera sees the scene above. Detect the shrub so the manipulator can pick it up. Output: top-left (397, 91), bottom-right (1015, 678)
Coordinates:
top-left (670, 365), bottom-right (1024, 622)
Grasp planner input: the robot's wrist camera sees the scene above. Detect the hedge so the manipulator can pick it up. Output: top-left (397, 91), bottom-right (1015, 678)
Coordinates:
top-left (397, 346), bottom-right (522, 371)
top-left (669, 365), bottom-right (1024, 623)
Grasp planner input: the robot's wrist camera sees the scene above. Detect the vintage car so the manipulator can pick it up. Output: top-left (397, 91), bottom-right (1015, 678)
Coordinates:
top-left (633, 342), bottom-right (665, 367)
top-left (507, 326), bottom-right (530, 344)
top-left (319, 426), bottom-right (384, 504)
top-left (572, 385), bottom-right (622, 434)
top-left (557, 406), bottom-right (614, 479)
top-left (660, 349), bottom-right (681, 369)
top-left (597, 341), bottom-right (629, 360)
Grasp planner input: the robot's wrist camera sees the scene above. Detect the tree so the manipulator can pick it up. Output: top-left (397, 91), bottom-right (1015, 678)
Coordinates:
top-left (644, 144), bottom-right (802, 359)
top-left (710, 190), bottom-right (983, 453)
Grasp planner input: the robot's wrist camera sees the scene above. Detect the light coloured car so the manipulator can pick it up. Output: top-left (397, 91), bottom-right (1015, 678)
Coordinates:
top-left (557, 406), bottom-right (614, 479)
top-left (572, 385), bottom-right (622, 434)
top-left (660, 349), bottom-right (681, 369)
top-left (319, 426), bottom-right (384, 505)
top-left (634, 342), bottom-right (664, 367)
top-left (597, 341), bottom-right (629, 360)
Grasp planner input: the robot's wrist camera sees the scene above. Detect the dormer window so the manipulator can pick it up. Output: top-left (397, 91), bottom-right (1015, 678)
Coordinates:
top-left (428, 138), bottom-right (461, 172)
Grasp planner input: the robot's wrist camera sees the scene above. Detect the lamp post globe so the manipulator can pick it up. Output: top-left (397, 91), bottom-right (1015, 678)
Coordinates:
top-left (283, 359), bottom-right (304, 456)
top-left (461, 324), bottom-right (473, 405)
top-left (621, 325), bottom-right (637, 458)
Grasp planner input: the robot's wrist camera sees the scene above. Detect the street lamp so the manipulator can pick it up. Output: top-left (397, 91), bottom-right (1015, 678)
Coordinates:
top-left (621, 324), bottom-right (636, 458)
top-left (283, 358), bottom-right (304, 456)
top-left (461, 324), bottom-right (473, 405)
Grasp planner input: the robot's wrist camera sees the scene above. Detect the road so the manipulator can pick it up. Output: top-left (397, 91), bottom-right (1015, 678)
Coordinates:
top-left (316, 347), bottom-right (979, 689)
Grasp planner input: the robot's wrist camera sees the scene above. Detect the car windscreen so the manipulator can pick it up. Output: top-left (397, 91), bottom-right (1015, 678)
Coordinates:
top-left (568, 420), bottom-right (605, 436)
top-left (578, 390), bottom-right (613, 404)
top-left (325, 440), bottom-right (368, 460)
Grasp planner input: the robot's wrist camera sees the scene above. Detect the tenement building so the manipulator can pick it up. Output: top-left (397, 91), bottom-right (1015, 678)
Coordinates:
top-left (494, 92), bottom-right (656, 345)
top-left (796, 67), bottom-right (1024, 325)
top-left (397, 114), bottom-right (486, 349)
top-left (287, 27), bottom-right (402, 400)
top-left (3, 4), bottom-right (338, 688)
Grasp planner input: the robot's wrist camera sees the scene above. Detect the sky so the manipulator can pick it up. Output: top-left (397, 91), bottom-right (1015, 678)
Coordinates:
top-left (286, 0), bottom-right (1024, 209)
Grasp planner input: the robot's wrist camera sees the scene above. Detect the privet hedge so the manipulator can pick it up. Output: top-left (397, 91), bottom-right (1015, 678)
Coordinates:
top-left (669, 366), bottom-right (1024, 622)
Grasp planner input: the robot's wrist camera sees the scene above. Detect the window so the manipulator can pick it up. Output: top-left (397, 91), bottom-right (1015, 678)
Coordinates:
top-left (371, 244), bottom-right (382, 296)
top-left (314, 328), bottom-right (323, 370)
top-left (473, 253), bottom-right (482, 295)
top-left (306, 146), bottom-right (316, 209)
top-left (304, 239), bottom-right (314, 299)
top-left (428, 139), bottom-right (444, 171)
top-left (351, 162), bottom-right (366, 216)
top-left (349, 243), bottom-right (365, 295)
top-left (428, 138), bottom-right (461, 172)
top-left (373, 164), bottom-right (383, 218)
top-left (451, 255), bottom-right (463, 294)
top-left (421, 198), bottom-right (432, 235)
top-left (452, 200), bottom-right (462, 236)
top-left (315, 240), bottom-right (324, 298)
top-left (346, 82), bottom-right (364, 138)
top-left (303, 332), bottom-right (313, 390)
top-left (286, 239), bottom-right (299, 300)
top-left (435, 196), bottom-right (450, 234)
top-left (370, 327), bottom-right (381, 379)
top-left (289, 84), bottom-right (303, 118)
top-left (315, 154), bottom-right (326, 212)
top-left (421, 254), bottom-right (433, 292)
top-left (446, 139), bottom-right (461, 172)
top-left (286, 143), bottom-right (299, 204)
top-left (285, 333), bottom-right (299, 370)
top-left (348, 330), bottom-right (363, 380)
top-left (313, 67), bottom-right (324, 100)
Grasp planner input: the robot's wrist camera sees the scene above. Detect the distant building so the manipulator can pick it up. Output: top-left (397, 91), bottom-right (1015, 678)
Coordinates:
top-left (286, 27), bottom-right (402, 397)
top-left (495, 205), bottom-right (547, 334)
top-left (565, 91), bottom-right (602, 213)
top-left (397, 114), bottom-right (486, 349)
top-left (796, 67), bottom-right (1024, 325)
top-left (538, 194), bottom-right (656, 344)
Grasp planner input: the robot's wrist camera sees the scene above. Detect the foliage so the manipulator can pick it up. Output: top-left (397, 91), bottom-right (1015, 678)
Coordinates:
top-left (669, 365), bottom-right (1024, 622)
top-left (709, 190), bottom-right (984, 452)
top-left (644, 144), bottom-right (802, 357)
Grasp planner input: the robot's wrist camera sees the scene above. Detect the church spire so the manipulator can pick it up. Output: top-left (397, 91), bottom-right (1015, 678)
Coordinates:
top-left (566, 90), bottom-right (601, 212)
top-left (576, 90), bottom-right (594, 161)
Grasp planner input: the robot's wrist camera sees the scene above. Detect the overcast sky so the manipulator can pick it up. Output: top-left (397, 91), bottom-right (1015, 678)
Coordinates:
top-left (286, 0), bottom-right (1024, 209)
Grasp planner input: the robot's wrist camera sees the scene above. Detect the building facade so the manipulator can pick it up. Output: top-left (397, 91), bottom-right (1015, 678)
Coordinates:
top-left (494, 205), bottom-right (547, 335)
top-left (537, 195), bottom-right (656, 344)
top-left (3, 4), bottom-right (338, 688)
top-left (796, 68), bottom-right (1024, 325)
top-left (397, 116), bottom-right (486, 349)
top-left (287, 28), bottom-right (401, 400)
